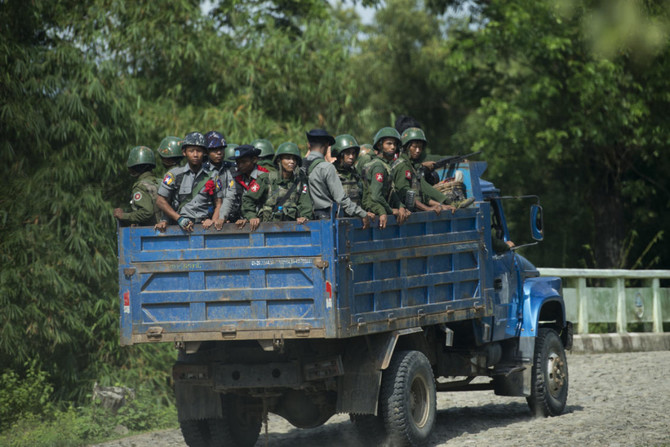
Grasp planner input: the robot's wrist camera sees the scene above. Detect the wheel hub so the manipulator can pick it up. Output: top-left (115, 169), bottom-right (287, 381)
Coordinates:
top-left (410, 376), bottom-right (430, 428)
top-left (546, 352), bottom-right (566, 397)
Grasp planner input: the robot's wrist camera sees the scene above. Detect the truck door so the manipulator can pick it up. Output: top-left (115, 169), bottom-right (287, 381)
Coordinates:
top-left (489, 199), bottom-right (521, 340)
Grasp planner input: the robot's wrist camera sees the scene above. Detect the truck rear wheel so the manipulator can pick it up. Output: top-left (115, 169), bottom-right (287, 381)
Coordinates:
top-left (527, 328), bottom-right (569, 417)
top-left (380, 350), bottom-right (436, 447)
top-left (179, 395), bottom-right (261, 447)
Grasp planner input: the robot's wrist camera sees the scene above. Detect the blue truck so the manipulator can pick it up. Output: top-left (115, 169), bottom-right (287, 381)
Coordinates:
top-left (118, 161), bottom-right (572, 447)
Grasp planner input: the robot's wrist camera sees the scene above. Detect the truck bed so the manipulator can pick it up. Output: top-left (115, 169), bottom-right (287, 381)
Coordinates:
top-left (118, 206), bottom-right (492, 345)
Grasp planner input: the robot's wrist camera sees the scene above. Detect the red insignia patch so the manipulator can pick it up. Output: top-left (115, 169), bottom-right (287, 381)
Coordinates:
top-left (375, 172), bottom-right (384, 182)
top-left (302, 185), bottom-right (308, 193)
top-left (405, 170), bottom-right (412, 179)
top-left (133, 192), bottom-right (142, 201)
top-left (250, 183), bottom-right (260, 192)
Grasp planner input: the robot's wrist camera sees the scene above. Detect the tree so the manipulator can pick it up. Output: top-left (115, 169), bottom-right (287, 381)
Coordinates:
top-left (428, 0), bottom-right (670, 268)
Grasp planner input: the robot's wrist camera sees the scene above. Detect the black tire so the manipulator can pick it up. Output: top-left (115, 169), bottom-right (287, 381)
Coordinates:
top-left (179, 395), bottom-right (261, 447)
top-left (527, 328), bottom-right (569, 417)
top-left (350, 412), bottom-right (386, 445)
top-left (180, 418), bottom-right (227, 447)
top-left (379, 350), bottom-right (436, 447)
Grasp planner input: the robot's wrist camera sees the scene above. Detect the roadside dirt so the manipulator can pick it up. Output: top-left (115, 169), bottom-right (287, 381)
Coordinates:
top-left (91, 350), bottom-right (670, 447)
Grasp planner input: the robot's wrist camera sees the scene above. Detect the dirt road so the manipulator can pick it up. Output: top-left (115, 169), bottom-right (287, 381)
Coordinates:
top-left (92, 351), bottom-right (670, 447)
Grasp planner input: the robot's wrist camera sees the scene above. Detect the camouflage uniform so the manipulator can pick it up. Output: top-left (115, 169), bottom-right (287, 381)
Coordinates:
top-left (119, 171), bottom-right (161, 225)
top-left (241, 170), bottom-right (313, 222)
top-left (361, 153), bottom-right (404, 216)
top-left (391, 152), bottom-right (448, 207)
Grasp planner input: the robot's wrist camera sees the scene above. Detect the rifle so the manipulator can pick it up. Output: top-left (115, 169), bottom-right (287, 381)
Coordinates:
top-left (421, 151), bottom-right (482, 185)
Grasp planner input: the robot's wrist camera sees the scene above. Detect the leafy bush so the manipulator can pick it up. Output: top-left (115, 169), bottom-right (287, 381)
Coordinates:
top-left (0, 390), bottom-right (177, 447)
top-left (0, 359), bottom-right (55, 431)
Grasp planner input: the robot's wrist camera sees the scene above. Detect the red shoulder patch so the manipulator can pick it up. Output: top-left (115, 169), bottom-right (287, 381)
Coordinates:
top-left (250, 182), bottom-right (260, 192)
top-left (405, 170), bottom-right (412, 179)
top-left (375, 172), bottom-right (384, 183)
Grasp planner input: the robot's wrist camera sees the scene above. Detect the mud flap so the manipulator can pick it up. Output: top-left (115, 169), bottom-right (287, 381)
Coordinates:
top-left (175, 382), bottom-right (223, 422)
top-left (494, 336), bottom-right (534, 397)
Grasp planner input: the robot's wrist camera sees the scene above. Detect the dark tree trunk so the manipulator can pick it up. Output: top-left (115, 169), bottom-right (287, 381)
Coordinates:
top-left (588, 171), bottom-right (626, 268)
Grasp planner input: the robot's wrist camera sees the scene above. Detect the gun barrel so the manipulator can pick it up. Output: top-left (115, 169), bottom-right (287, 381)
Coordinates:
top-left (433, 150), bottom-right (482, 169)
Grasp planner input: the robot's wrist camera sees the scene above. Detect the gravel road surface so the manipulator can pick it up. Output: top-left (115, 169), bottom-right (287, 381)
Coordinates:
top-left (92, 351), bottom-right (670, 447)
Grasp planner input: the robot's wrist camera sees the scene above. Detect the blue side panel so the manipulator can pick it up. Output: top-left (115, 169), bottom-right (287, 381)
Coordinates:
top-left (336, 208), bottom-right (491, 337)
top-left (118, 221), bottom-right (334, 345)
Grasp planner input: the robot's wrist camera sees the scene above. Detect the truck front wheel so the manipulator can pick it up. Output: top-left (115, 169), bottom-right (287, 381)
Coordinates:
top-left (380, 350), bottom-right (436, 447)
top-left (527, 328), bottom-right (569, 417)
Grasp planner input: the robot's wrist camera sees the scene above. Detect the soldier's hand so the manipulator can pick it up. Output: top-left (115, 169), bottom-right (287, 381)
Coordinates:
top-left (379, 214), bottom-right (388, 229)
top-left (366, 212), bottom-right (376, 221)
top-left (113, 208), bottom-right (124, 219)
top-left (249, 218), bottom-right (260, 231)
top-left (361, 216), bottom-right (370, 229)
top-left (214, 219), bottom-right (225, 230)
top-left (296, 217), bottom-right (308, 225)
top-left (432, 205), bottom-right (442, 215)
top-left (422, 161), bottom-right (436, 171)
top-left (397, 208), bottom-right (411, 224)
top-left (154, 221), bottom-right (168, 233)
top-left (202, 218), bottom-right (214, 230)
top-left (235, 219), bottom-right (248, 229)
top-left (441, 204), bottom-right (457, 214)
top-left (177, 217), bottom-right (193, 232)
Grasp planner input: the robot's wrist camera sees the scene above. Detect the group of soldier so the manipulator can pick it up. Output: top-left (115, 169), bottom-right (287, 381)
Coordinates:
top-left (113, 120), bottom-right (474, 232)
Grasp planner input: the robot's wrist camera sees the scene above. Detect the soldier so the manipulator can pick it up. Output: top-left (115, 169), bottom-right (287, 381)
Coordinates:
top-left (392, 127), bottom-right (457, 214)
top-left (155, 132), bottom-right (222, 232)
top-left (355, 143), bottom-right (375, 176)
top-left (302, 129), bottom-right (372, 228)
top-left (361, 127), bottom-right (411, 228)
top-left (204, 131), bottom-right (236, 225)
top-left (217, 144), bottom-right (270, 228)
top-left (241, 142), bottom-right (313, 231)
top-left (156, 136), bottom-right (184, 173)
top-left (113, 146), bottom-right (161, 226)
top-left (251, 139), bottom-right (276, 173)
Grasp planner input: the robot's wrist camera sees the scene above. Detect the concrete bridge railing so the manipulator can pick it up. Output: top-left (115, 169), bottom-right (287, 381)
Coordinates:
top-left (537, 268), bottom-right (670, 334)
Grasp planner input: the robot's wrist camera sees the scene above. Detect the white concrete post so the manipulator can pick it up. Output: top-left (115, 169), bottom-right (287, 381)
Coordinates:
top-left (616, 278), bottom-right (627, 333)
top-left (652, 278), bottom-right (662, 333)
top-left (576, 277), bottom-right (588, 334)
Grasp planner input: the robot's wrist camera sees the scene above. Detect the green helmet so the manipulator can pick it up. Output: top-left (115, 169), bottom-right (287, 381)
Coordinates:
top-left (401, 127), bottom-right (427, 147)
top-left (251, 139), bottom-right (275, 158)
top-left (157, 136), bottom-right (183, 159)
top-left (127, 146), bottom-right (156, 168)
top-left (273, 142), bottom-right (302, 165)
top-left (225, 144), bottom-right (238, 163)
top-left (373, 127), bottom-right (401, 149)
top-left (331, 134), bottom-right (360, 158)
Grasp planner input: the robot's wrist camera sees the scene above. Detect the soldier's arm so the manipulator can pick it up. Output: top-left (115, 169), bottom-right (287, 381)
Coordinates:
top-left (367, 165), bottom-right (393, 215)
top-left (325, 165), bottom-right (367, 218)
top-left (391, 162), bottom-right (411, 200)
top-left (241, 179), bottom-right (266, 220)
top-left (219, 173), bottom-right (236, 220)
top-left (420, 177), bottom-right (449, 203)
top-left (157, 177), bottom-right (180, 222)
top-left (298, 181), bottom-right (314, 220)
top-left (121, 186), bottom-right (154, 224)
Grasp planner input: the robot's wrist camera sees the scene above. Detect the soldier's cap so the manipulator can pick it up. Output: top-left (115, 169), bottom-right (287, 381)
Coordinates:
top-left (230, 144), bottom-right (261, 160)
top-left (306, 128), bottom-right (335, 146)
top-left (205, 131), bottom-right (227, 150)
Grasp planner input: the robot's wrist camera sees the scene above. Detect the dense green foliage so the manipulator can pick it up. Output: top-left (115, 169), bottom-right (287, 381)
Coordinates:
top-left (1, 0), bottom-right (668, 439)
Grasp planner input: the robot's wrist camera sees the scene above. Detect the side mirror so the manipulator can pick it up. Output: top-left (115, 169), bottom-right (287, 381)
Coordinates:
top-left (530, 204), bottom-right (544, 241)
